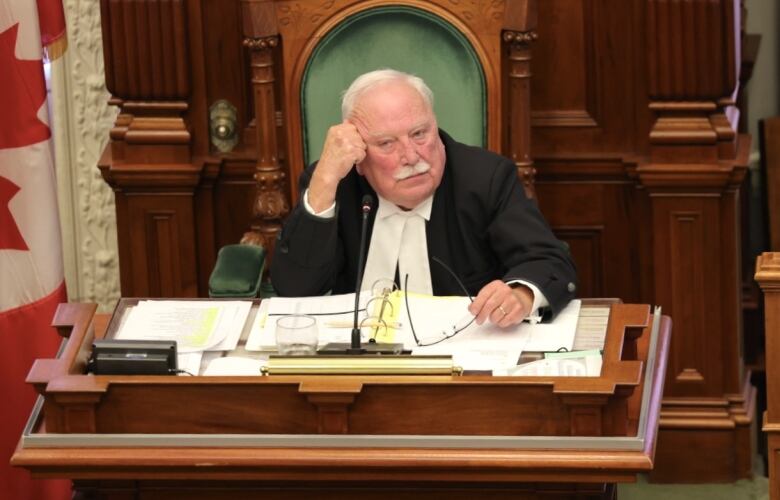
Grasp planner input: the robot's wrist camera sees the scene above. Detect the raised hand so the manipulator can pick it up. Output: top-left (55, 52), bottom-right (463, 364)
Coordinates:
top-left (307, 121), bottom-right (367, 212)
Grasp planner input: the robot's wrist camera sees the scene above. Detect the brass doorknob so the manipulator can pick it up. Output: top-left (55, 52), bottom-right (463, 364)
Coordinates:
top-left (209, 100), bottom-right (238, 152)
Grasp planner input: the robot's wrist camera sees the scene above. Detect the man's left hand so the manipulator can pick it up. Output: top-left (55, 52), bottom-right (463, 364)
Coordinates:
top-left (468, 280), bottom-right (534, 328)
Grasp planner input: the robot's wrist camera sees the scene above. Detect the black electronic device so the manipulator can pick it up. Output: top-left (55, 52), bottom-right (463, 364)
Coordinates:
top-left (87, 339), bottom-right (178, 375)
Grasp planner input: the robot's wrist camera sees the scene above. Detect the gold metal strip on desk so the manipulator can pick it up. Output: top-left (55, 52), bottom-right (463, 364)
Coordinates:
top-left (262, 355), bottom-right (460, 375)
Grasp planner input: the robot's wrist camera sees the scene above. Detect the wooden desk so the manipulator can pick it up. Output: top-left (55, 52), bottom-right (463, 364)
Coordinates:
top-left (756, 253), bottom-right (780, 500)
top-left (12, 301), bottom-right (670, 499)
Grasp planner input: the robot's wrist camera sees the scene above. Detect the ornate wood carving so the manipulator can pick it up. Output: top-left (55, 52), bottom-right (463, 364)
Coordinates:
top-left (240, 29), bottom-right (289, 258)
top-left (52, 0), bottom-right (120, 310)
top-left (503, 28), bottom-right (538, 198)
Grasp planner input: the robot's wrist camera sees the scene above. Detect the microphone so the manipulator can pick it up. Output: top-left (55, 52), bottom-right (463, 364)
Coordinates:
top-left (349, 194), bottom-right (374, 353)
top-left (319, 194), bottom-right (405, 355)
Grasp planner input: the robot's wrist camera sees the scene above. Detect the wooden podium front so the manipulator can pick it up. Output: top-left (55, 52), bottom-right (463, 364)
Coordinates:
top-left (13, 302), bottom-right (670, 499)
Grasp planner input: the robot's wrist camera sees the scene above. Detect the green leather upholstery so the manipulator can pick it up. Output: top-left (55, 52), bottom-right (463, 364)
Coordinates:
top-left (301, 6), bottom-right (486, 165)
top-left (208, 244), bottom-right (266, 298)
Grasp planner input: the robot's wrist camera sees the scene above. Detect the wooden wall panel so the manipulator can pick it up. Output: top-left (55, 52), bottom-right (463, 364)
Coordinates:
top-left (646, 0), bottom-right (736, 99)
top-left (656, 200), bottom-right (724, 396)
top-left (122, 194), bottom-right (198, 297)
top-left (202, 0), bottom-right (251, 141)
top-left (100, 0), bottom-right (190, 99)
top-left (537, 174), bottom-right (642, 304)
top-left (531, 0), bottom-right (639, 155)
top-left (213, 161), bottom-right (259, 249)
top-left (531, 0), bottom-right (599, 128)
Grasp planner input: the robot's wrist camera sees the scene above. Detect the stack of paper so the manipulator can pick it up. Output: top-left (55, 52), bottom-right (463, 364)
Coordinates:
top-left (245, 293), bottom-right (374, 350)
top-left (116, 300), bottom-right (252, 374)
top-left (245, 292), bottom-right (582, 373)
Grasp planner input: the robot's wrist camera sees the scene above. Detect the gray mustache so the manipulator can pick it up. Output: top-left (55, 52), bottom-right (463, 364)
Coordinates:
top-left (394, 161), bottom-right (431, 180)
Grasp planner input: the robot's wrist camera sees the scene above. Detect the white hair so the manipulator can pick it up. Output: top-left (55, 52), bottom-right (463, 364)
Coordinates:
top-left (341, 69), bottom-right (434, 120)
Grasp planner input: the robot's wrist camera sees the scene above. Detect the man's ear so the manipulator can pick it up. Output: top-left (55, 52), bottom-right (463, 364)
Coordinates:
top-left (355, 162), bottom-right (364, 176)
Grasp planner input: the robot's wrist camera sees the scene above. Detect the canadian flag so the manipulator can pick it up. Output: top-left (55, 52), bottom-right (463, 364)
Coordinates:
top-left (0, 0), bottom-right (70, 498)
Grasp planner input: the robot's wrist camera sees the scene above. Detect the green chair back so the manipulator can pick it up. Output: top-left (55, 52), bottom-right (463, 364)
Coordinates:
top-left (301, 6), bottom-right (486, 165)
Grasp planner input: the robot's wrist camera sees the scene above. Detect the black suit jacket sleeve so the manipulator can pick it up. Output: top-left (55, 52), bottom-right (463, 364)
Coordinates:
top-left (485, 157), bottom-right (576, 316)
top-left (270, 165), bottom-right (346, 297)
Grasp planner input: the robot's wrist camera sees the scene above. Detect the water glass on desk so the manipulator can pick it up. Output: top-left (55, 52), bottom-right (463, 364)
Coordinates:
top-left (275, 315), bottom-right (318, 355)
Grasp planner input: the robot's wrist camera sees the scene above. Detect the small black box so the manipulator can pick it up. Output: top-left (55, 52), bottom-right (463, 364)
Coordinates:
top-left (88, 339), bottom-right (177, 375)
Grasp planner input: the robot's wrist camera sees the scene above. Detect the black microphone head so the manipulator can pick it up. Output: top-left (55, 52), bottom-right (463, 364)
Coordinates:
top-left (361, 194), bottom-right (374, 213)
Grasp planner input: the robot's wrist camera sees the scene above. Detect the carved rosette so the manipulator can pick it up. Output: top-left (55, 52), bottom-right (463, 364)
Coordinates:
top-left (253, 170), bottom-right (288, 218)
top-left (242, 35), bottom-right (280, 50)
top-left (242, 169), bottom-right (290, 250)
top-left (502, 29), bottom-right (538, 46)
top-left (517, 165), bottom-right (537, 197)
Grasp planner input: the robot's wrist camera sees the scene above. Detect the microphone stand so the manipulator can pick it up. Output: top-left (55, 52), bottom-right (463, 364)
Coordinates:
top-left (319, 194), bottom-right (406, 355)
top-left (347, 199), bottom-right (372, 354)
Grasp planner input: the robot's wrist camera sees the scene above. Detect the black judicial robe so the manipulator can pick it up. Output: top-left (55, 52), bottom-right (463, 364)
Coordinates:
top-left (271, 130), bottom-right (577, 319)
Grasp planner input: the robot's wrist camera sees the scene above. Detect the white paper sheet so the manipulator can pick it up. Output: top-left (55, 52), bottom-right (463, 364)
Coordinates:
top-left (495, 354), bottom-right (602, 377)
top-left (116, 300), bottom-right (252, 353)
top-left (246, 292), bottom-right (375, 350)
top-left (246, 293), bottom-right (581, 369)
top-left (203, 356), bottom-right (267, 376)
top-left (176, 351), bottom-right (203, 376)
top-left (521, 299), bottom-right (581, 352)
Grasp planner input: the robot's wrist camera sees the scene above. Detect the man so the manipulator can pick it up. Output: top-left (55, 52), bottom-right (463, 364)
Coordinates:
top-left (271, 69), bottom-right (576, 327)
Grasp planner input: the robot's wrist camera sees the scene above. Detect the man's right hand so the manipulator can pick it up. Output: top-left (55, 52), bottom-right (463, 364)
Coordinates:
top-left (307, 121), bottom-right (367, 213)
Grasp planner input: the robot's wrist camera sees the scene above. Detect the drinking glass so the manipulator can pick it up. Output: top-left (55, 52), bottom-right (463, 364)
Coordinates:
top-left (275, 315), bottom-right (318, 355)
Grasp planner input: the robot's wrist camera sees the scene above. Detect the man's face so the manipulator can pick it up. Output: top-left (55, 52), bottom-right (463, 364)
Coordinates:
top-left (349, 81), bottom-right (446, 210)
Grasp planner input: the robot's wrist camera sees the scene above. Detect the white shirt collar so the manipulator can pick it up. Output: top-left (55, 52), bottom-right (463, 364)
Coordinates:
top-left (375, 194), bottom-right (433, 221)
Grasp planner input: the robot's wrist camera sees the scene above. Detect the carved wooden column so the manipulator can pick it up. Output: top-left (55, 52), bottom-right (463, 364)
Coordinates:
top-left (755, 253), bottom-right (780, 499)
top-left (241, 0), bottom-right (289, 262)
top-left (640, 0), bottom-right (753, 483)
top-left (503, 0), bottom-right (537, 198)
top-left (97, 0), bottom-right (204, 298)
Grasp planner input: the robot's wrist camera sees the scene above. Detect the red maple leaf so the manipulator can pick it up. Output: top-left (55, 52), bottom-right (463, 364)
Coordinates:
top-left (0, 23), bottom-right (50, 149)
top-left (0, 175), bottom-right (29, 250)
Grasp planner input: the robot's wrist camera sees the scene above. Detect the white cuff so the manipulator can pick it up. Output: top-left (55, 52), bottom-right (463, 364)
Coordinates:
top-left (506, 280), bottom-right (549, 324)
top-left (303, 189), bottom-right (336, 218)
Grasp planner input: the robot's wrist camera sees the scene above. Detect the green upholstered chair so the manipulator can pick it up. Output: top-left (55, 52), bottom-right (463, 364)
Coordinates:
top-left (301, 5), bottom-right (486, 164)
top-left (209, 6), bottom-right (486, 298)
top-left (208, 244), bottom-right (266, 298)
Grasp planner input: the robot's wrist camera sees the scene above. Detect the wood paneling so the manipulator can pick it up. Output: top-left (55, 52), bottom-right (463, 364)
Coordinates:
top-left (531, 0), bottom-right (637, 155)
top-left (646, 0), bottom-right (737, 99)
top-left (100, 0), bottom-right (190, 99)
top-left (531, 0), bottom-right (599, 128)
top-left (125, 195), bottom-right (198, 297)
